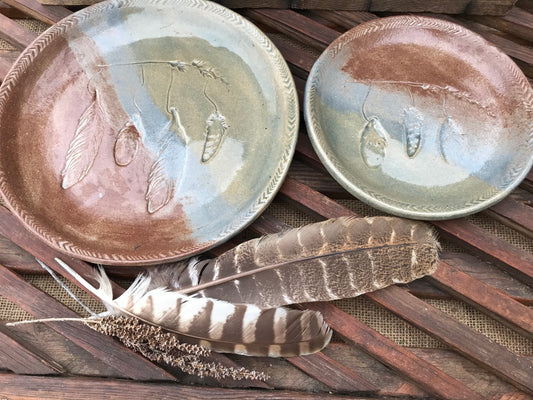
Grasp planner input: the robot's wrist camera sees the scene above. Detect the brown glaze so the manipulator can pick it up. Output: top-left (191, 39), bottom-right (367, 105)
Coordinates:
top-left (0, 1), bottom-right (298, 265)
top-left (340, 21), bottom-right (518, 116)
top-left (0, 35), bottom-right (197, 263)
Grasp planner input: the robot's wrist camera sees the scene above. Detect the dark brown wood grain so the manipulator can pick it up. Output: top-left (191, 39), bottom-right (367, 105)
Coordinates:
top-left (2, 0), bottom-right (71, 24)
top-left (306, 302), bottom-right (485, 400)
top-left (0, 265), bottom-right (176, 381)
top-left (242, 8), bottom-right (339, 50)
top-left (287, 352), bottom-right (378, 393)
top-left (0, 12), bottom-right (37, 49)
top-left (483, 196), bottom-right (533, 239)
top-left (0, 373), bottom-right (399, 400)
top-left (466, 7), bottom-right (533, 42)
top-left (429, 261), bottom-right (533, 339)
top-left (0, 325), bottom-right (64, 375)
top-left (366, 285), bottom-right (533, 394)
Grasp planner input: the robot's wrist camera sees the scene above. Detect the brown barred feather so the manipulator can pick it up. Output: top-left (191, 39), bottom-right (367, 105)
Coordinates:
top-left (55, 216), bottom-right (438, 357)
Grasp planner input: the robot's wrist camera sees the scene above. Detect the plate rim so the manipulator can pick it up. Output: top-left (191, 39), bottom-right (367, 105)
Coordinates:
top-left (0, 0), bottom-right (299, 265)
top-left (304, 15), bottom-right (533, 220)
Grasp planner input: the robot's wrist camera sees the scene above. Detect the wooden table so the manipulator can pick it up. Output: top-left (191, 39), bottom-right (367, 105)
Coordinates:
top-left (0, 1), bottom-right (532, 399)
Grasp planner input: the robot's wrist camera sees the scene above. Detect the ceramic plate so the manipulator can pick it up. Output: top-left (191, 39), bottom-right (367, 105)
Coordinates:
top-left (0, 0), bottom-right (298, 265)
top-left (305, 16), bottom-right (532, 220)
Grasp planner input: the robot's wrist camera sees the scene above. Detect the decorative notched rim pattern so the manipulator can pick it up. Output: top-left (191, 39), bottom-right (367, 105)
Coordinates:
top-left (0, 0), bottom-right (298, 265)
top-left (305, 15), bottom-right (533, 220)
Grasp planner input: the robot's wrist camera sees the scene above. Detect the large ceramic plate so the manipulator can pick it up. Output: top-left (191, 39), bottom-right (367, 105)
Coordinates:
top-left (305, 16), bottom-right (532, 220)
top-left (0, 0), bottom-right (298, 265)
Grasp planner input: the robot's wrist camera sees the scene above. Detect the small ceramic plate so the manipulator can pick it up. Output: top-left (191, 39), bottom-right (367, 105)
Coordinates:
top-left (0, 0), bottom-right (298, 265)
top-left (305, 16), bottom-right (532, 220)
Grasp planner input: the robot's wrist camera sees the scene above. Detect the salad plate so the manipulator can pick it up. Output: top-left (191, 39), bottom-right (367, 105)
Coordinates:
top-left (305, 16), bottom-right (532, 220)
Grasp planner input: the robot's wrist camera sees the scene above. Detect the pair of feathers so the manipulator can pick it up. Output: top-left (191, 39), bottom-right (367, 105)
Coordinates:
top-left (58, 216), bottom-right (439, 357)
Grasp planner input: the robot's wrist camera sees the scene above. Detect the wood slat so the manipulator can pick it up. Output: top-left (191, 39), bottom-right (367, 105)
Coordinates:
top-left (428, 261), bottom-right (533, 339)
top-left (0, 265), bottom-right (176, 381)
top-left (0, 373), bottom-right (403, 400)
top-left (435, 218), bottom-right (533, 286)
top-left (0, 12), bottom-right (37, 49)
top-left (467, 7), bottom-right (533, 42)
top-left (366, 286), bottom-right (533, 394)
top-left (483, 195), bottom-right (533, 238)
top-left (2, 0), bottom-right (71, 24)
top-left (0, 325), bottom-right (64, 375)
top-left (305, 302), bottom-right (485, 400)
top-left (287, 352), bottom-right (378, 394)
top-left (241, 8), bottom-right (339, 50)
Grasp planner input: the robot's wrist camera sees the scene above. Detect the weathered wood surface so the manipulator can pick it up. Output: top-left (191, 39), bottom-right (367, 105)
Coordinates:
top-left (0, 1), bottom-right (531, 399)
top-left (34, 0), bottom-right (518, 15)
top-left (0, 325), bottom-right (64, 375)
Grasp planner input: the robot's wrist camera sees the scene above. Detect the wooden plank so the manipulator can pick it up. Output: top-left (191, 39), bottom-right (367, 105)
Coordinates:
top-left (0, 373), bottom-right (402, 400)
top-left (2, 0), bottom-right (72, 24)
top-left (2, 320), bottom-right (135, 377)
top-left (435, 218), bottom-right (533, 286)
top-left (306, 302), bottom-right (485, 400)
top-left (0, 325), bottom-right (64, 375)
top-left (467, 7), bottom-right (533, 42)
top-left (366, 285), bottom-right (533, 394)
top-left (309, 10), bottom-right (378, 29)
top-left (0, 265), bottom-right (176, 381)
top-left (428, 260), bottom-right (533, 339)
top-left (483, 196), bottom-right (533, 239)
top-left (0, 3), bottom-right (29, 18)
top-left (408, 347), bottom-right (532, 399)
top-left (287, 352), bottom-right (378, 394)
top-left (242, 9), bottom-right (339, 51)
top-left (294, 0), bottom-right (471, 13)
top-left (442, 253), bottom-right (533, 305)
top-left (0, 12), bottom-right (37, 49)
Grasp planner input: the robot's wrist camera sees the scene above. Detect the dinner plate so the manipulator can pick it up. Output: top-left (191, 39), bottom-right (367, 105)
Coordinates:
top-left (305, 16), bottom-right (532, 220)
top-left (0, 0), bottom-right (298, 265)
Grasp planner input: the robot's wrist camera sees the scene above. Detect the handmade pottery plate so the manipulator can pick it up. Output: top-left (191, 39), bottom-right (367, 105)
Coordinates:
top-left (305, 16), bottom-right (532, 220)
top-left (0, 0), bottom-right (298, 265)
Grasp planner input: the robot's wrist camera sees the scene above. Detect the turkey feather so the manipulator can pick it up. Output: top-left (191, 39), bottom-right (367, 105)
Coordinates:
top-left (55, 258), bottom-right (331, 357)
top-left (55, 216), bottom-right (438, 357)
top-left (175, 216), bottom-right (439, 308)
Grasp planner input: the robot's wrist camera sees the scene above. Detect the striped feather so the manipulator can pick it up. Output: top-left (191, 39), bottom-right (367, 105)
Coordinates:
top-left (55, 258), bottom-right (331, 357)
top-left (176, 216), bottom-right (439, 308)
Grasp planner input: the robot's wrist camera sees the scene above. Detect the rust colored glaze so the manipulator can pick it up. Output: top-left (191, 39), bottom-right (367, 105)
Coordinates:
top-left (0, 1), bottom-right (298, 265)
top-left (305, 16), bottom-right (533, 220)
top-left (0, 35), bottom-right (198, 264)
